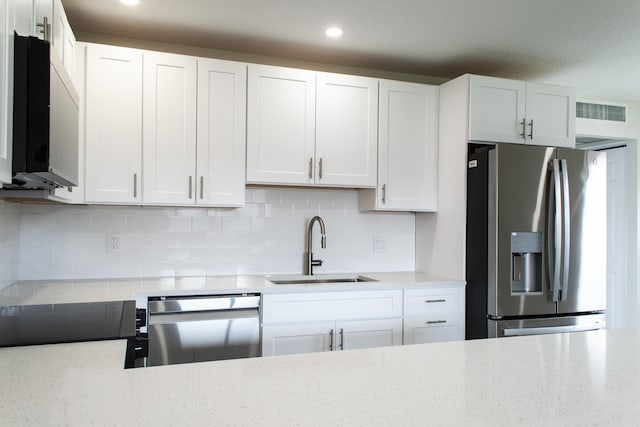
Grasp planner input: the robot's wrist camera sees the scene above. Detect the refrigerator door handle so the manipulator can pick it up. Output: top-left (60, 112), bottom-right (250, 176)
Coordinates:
top-left (548, 159), bottom-right (562, 303)
top-left (560, 159), bottom-right (571, 301)
top-left (503, 324), bottom-right (602, 337)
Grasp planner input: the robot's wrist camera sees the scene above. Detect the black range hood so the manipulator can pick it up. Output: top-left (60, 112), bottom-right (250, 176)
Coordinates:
top-left (7, 34), bottom-right (79, 190)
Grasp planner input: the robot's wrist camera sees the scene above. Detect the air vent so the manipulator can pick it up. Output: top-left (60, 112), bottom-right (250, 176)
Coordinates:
top-left (577, 102), bottom-right (626, 122)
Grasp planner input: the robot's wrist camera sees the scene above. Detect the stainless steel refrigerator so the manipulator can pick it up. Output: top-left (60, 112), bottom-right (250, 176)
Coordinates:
top-left (465, 143), bottom-right (606, 339)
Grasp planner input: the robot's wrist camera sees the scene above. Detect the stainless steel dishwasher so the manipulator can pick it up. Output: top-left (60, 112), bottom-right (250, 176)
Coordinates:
top-left (145, 293), bottom-right (261, 367)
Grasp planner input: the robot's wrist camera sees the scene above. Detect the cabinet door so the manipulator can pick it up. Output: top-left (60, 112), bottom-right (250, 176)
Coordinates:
top-left (142, 51), bottom-right (197, 205)
top-left (196, 58), bottom-right (246, 206)
top-left (469, 75), bottom-right (526, 144)
top-left (315, 72), bottom-right (377, 187)
top-left (0, 0), bottom-right (11, 184)
top-left (246, 64), bottom-right (315, 185)
top-left (262, 322), bottom-right (334, 357)
top-left (85, 44), bottom-right (143, 204)
top-left (377, 80), bottom-right (438, 211)
top-left (525, 83), bottom-right (575, 148)
top-left (337, 318), bottom-right (403, 350)
top-left (403, 315), bottom-right (464, 345)
top-left (53, 42), bottom-right (84, 203)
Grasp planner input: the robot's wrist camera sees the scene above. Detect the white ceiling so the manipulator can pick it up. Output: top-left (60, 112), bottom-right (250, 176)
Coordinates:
top-left (61, 0), bottom-right (640, 101)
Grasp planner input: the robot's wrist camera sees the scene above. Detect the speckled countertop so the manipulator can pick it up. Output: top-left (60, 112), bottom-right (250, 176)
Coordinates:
top-left (1, 329), bottom-right (638, 426)
top-left (0, 272), bottom-right (464, 306)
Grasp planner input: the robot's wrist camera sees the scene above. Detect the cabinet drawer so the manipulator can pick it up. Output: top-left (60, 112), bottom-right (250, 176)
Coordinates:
top-left (263, 290), bottom-right (403, 323)
top-left (403, 314), bottom-right (464, 344)
top-left (403, 287), bottom-right (464, 316)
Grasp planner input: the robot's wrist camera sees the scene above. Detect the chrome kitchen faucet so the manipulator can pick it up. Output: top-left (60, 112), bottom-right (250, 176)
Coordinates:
top-left (305, 216), bottom-right (326, 275)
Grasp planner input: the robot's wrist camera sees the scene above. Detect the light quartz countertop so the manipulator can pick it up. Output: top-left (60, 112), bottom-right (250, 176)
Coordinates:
top-left (0, 272), bottom-right (463, 306)
top-left (1, 328), bottom-right (639, 426)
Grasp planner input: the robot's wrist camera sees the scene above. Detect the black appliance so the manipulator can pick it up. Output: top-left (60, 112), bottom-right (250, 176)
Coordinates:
top-left (8, 34), bottom-right (79, 190)
top-left (0, 300), bottom-right (137, 347)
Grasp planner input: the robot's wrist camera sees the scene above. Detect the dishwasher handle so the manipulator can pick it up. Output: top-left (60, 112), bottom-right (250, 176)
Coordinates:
top-left (148, 308), bottom-right (259, 325)
top-left (148, 294), bottom-right (260, 315)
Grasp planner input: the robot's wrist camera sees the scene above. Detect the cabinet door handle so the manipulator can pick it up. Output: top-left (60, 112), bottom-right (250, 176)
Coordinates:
top-left (37, 17), bottom-right (51, 41)
top-left (520, 119), bottom-right (526, 139)
top-left (528, 119), bottom-right (534, 139)
top-left (308, 158), bottom-right (313, 179)
top-left (133, 173), bottom-right (138, 198)
top-left (425, 299), bottom-right (446, 303)
top-left (339, 328), bottom-right (344, 350)
top-left (200, 176), bottom-right (204, 199)
top-left (318, 158), bottom-right (323, 179)
top-left (329, 329), bottom-right (334, 351)
top-left (381, 184), bottom-right (387, 204)
top-left (188, 176), bottom-right (193, 199)
top-left (426, 320), bottom-right (447, 325)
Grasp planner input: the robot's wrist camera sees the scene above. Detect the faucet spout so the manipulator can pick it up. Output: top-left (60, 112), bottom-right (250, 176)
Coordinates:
top-left (305, 216), bottom-right (326, 275)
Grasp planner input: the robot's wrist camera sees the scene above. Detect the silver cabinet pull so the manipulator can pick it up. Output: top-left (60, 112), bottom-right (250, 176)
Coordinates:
top-left (426, 320), bottom-right (447, 325)
top-left (425, 299), bottom-right (446, 303)
top-left (339, 328), bottom-right (344, 350)
top-left (318, 158), bottom-right (323, 179)
top-left (188, 176), bottom-right (193, 199)
top-left (381, 184), bottom-right (386, 204)
top-left (520, 119), bottom-right (526, 139)
top-left (308, 158), bottom-right (313, 179)
top-left (200, 176), bottom-right (204, 199)
top-left (329, 329), bottom-right (334, 351)
top-left (37, 16), bottom-right (51, 41)
top-left (528, 119), bottom-right (534, 139)
top-left (133, 173), bottom-right (138, 198)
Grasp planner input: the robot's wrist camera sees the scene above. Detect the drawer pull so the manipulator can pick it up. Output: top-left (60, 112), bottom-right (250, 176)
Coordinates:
top-left (426, 320), bottom-right (447, 325)
top-left (425, 299), bottom-right (446, 303)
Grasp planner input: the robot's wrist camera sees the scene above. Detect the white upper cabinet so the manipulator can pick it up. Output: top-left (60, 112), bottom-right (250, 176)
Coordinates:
top-left (362, 80), bottom-right (438, 211)
top-left (315, 72), bottom-right (377, 187)
top-left (524, 82), bottom-right (575, 148)
top-left (246, 65), bottom-right (378, 187)
top-left (84, 44), bottom-right (143, 204)
top-left (469, 76), bottom-right (526, 144)
top-left (196, 58), bottom-right (246, 206)
top-left (469, 75), bottom-right (575, 148)
top-left (142, 51), bottom-right (197, 205)
top-left (246, 64), bottom-right (316, 185)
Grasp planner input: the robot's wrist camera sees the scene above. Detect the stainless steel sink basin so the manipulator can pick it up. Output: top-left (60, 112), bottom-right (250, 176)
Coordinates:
top-left (266, 274), bottom-right (377, 285)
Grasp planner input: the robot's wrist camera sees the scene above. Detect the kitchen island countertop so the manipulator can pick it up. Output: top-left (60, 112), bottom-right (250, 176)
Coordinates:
top-left (0, 272), bottom-right (463, 305)
top-left (1, 328), bottom-right (639, 426)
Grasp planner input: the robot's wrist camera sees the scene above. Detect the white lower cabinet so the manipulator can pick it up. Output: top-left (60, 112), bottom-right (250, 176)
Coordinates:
top-left (403, 287), bottom-right (465, 345)
top-left (261, 290), bottom-right (403, 357)
top-left (263, 318), bottom-right (403, 356)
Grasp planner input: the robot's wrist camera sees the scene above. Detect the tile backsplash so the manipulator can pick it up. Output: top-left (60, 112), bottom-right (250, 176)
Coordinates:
top-left (13, 188), bottom-right (415, 281)
top-left (0, 201), bottom-right (21, 289)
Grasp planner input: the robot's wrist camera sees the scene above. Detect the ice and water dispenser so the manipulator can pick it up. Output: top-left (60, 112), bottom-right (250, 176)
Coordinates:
top-left (510, 232), bottom-right (543, 295)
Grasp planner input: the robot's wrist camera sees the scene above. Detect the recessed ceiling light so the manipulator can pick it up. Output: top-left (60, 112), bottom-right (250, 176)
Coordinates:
top-left (120, 0), bottom-right (140, 5)
top-left (325, 27), bottom-right (343, 38)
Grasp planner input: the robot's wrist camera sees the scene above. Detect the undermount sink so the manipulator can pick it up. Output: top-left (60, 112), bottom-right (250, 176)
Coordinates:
top-left (266, 274), bottom-right (377, 285)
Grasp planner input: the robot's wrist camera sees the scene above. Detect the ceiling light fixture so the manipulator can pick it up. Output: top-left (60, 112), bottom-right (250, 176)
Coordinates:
top-left (120, 0), bottom-right (140, 5)
top-left (325, 27), bottom-right (343, 39)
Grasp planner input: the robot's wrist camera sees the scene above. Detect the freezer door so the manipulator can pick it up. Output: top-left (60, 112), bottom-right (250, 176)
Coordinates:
top-left (489, 144), bottom-right (557, 317)
top-left (488, 313), bottom-right (606, 338)
top-left (556, 149), bottom-right (607, 313)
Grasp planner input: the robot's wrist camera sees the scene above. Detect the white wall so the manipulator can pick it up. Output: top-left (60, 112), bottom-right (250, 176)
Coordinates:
top-left (16, 187), bottom-right (415, 281)
top-left (0, 200), bottom-right (20, 289)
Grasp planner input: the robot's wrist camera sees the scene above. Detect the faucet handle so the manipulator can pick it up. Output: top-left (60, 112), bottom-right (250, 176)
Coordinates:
top-left (311, 259), bottom-right (323, 267)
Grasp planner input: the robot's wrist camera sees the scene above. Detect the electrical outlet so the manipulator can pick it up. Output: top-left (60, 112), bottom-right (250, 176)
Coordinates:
top-left (107, 234), bottom-right (120, 253)
top-left (374, 237), bottom-right (386, 253)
